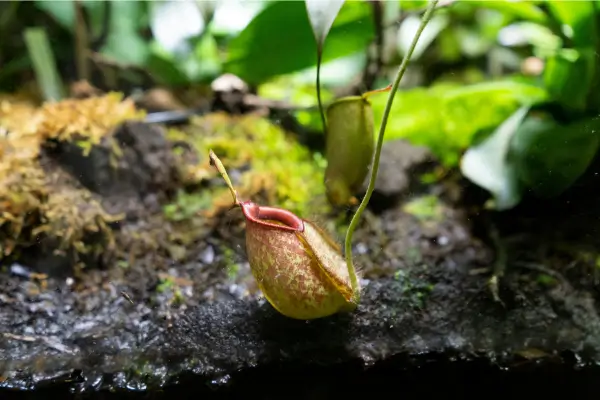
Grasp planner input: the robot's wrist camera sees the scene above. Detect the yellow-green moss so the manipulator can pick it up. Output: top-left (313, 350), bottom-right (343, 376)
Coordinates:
top-left (168, 112), bottom-right (330, 219)
top-left (0, 93), bottom-right (142, 264)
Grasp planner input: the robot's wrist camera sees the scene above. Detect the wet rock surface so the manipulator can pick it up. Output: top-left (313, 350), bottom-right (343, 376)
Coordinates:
top-left (368, 139), bottom-right (436, 212)
top-left (2, 224), bottom-right (600, 398)
top-left (3, 117), bottom-right (600, 399)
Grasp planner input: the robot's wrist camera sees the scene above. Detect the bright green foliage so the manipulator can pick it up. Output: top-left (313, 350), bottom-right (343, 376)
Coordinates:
top-left (370, 80), bottom-right (547, 166)
top-left (224, 1), bottom-right (374, 84)
top-left (543, 1), bottom-right (597, 112)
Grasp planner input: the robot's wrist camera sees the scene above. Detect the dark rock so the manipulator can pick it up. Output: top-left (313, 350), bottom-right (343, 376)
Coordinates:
top-left (366, 139), bottom-right (436, 213)
top-left (1, 266), bottom-right (600, 398)
top-left (44, 121), bottom-right (179, 217)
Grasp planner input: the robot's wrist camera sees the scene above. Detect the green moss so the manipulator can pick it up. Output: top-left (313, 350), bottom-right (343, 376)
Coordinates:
top-left (172, 112), bottom-right (331, 219)
top-left (393, 269), bottom-right (434, 308)
top-left (402, 195), bottom-right (444, 222)
top-left (163, 188), bottom-right (225, 222)
top-left (220, 245), bottom-right (239, 279)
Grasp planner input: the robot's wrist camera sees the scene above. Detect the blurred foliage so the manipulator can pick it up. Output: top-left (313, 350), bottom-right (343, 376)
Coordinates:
top-left (2, 0), bottom-right (600, 210)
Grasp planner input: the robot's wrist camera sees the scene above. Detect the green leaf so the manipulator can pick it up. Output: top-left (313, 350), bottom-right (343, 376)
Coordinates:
top-left (546, 0), bottom-right (596, 47)
top-left (511, 113), bottom-right (600, 198)
top-left (146, 43), bottom-right (190, 86)
top-left (35, 0), bottom-right (74, 30)
top-left (150, 0), bottom-right (205, 54)
top-left (460, 106), bottom-right (530, 211)
top-left (224, 0), bottom-right (374, 84)
top-left (397, 13), bottom-right (449, 60)
top-left (305, 0), bottom-right (345, 51)
top-left (370, 79), bottom-right (547, 166)
top-left (24, 28), bottom-right (65, 101)
top-left (543, 47), bottom-right (595, 111)
top-left (467, 0), bottom-right (548, 25)
top-left (35, 0), bottom-right (107, 35)
top-left (100, 1), bottom-right (149, 66)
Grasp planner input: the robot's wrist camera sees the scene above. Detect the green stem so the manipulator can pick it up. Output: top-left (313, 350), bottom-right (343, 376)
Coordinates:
top-left (344, 0), bottom-right (439, 304)
top-left (316, 49), bottom-right (327, 135)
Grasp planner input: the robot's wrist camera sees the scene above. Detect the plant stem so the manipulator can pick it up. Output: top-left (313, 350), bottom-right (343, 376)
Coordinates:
top-left (316, 50), bottom-right (327, 135)
top-left (209, 150), bottom-right (240, 206)
top-left (344, 0), bottom-right (439, 304)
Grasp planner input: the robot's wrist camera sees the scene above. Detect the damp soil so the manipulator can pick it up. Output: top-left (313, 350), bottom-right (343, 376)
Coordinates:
top-left (2, 115), bottom-right (600, 399)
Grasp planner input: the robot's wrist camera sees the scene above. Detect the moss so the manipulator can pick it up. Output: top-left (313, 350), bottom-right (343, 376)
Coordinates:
top-left (402, 195), bottom-right (444, 222)
top-left (167, 112), bottom-right (331, 219)
top-left (220, 245), bottom-right (239, 279)
top-left (163, 188), bottom-right (226, 222)
top-left (393, 269), bottom-right (435, 309)
top-left (0, 93), bottom-right (143, 266)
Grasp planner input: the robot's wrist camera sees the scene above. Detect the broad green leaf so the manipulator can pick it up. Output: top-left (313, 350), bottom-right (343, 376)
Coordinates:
top-left (192, 33), bottom-right (222, 81)
top-left (511, 114), bottom-right (600, 198)
top-left (460, 106), bottom-right (530, 210)
top-left (146, 52), bottom-right (190, 86)
top-left (150, 0), bottom-right (204, 54)
top-left (544, 47), bottom-right (595, 111)
top-left (35, 1), bottom-right (74, 30)
top-left (35, 1), bottom-right (107, 37)
top-left (543, 0), bottom-right (597, 111)
top-left (497, 22), bottom-right (560, 50)
top-left (100, 1), bottom-right (149, 66)
top-left (397, 13), bottom-right (449, 60)
top-left (370, 79), bottom-right (547, 166)
top-left (441, 81), bottom-right (548, 148)
top-left (398, 1), bottom-right (428, 11)
top-left (305, 0), bottom-right (345, 51)
top-left (546, 0), bottom-right (596, 47)
top-left (468, 1), bottom-right (548, 25)
top-left (210, 0), bottom-right (270, 36)
top-left (224, 1), bottom-right (374, 84)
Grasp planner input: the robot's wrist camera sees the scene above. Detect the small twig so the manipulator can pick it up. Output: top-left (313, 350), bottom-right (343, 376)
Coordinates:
top-left (488, 221), bottom-right (506, 305)
top-left (90, 0), bottom-right (111, 52)
top-left (2, 332), bottom-right (74, 354)
top-left (121, 291), bottom-right (134, 304)
top-left (74, 0), bottom-right (90, 81)
top-left (316, 51), bottom-right (327, 135)
top-left (362, 0), bottom-right (384, 90)
top-left (513, 261), bottom-right (568, 284)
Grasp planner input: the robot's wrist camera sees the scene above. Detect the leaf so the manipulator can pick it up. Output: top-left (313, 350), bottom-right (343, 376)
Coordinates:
top-left (543, 0), bottom-right (597, 111)
top-left (468, 0), bottom-right (548, 25)
top-left (150, 0), bottom-right (205, 55)
top-left (460, 106), bottom-right (530, 210)
top-left (397, 13), bottom-right (449, 60)
top-left (35, 0), bottom-right (74, 30)
top-left (497, 22), bottom-right (560, 49)
top-left (23, 28), bottom-right (65, 101)
top-left (100, 1), bottom-right (149, 66)
top-left (35, 0), bottom-right (107, 35)
top-left (305, 0), bottom-right (344, 138)
top-left (511, 114), bottom-right (600, 198)
top-left (369, 79), bottom-right (547, 166)
top-left (546, 0), bottom-right (596, 47)
top-left (224, 1), bottom-right (374, 85)
top-left (544, 47), bottom-right (595, 111)
top-left (305, 0), bottom-right (345, 51)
